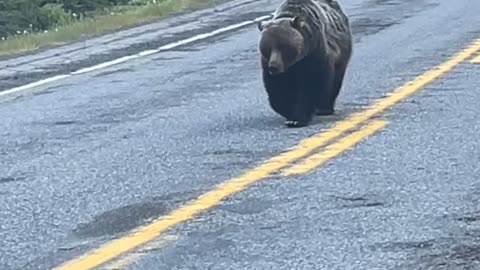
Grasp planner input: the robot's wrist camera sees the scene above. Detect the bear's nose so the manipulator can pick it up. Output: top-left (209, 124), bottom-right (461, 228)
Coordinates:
top-left (268, 65), bottom-right (279, 75)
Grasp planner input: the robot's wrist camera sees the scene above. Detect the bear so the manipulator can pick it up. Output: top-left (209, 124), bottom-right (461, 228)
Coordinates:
top-left (257, 0), bottom-right (353, 128)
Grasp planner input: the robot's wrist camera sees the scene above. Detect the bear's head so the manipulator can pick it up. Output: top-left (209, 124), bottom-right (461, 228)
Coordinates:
top-left (257, 16), bottom-right (308, 75)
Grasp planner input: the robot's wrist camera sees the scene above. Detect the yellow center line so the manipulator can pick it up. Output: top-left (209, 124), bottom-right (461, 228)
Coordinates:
top-left (283, 120), bottom-right (388, 176)
top-left (470, 54), bottom-right (480, 63)
top-left (53, 38), bottom-right (480, 270)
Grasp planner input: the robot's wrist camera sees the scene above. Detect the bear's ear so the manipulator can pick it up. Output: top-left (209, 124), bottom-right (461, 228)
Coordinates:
top-left (257, 20), bottom-right (268, 31)
top-left (290, 16), bottom-right (306, 29)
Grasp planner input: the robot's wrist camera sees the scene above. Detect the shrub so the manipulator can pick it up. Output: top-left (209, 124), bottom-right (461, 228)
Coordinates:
top-left (0, 0), bottom-right (149, 39)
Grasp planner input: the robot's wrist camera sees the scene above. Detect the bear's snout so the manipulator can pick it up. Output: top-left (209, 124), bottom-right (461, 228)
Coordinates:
top-left (267, 49), bottom-right (284, 75)
top-left (268, 65), bottom-right (281, 75)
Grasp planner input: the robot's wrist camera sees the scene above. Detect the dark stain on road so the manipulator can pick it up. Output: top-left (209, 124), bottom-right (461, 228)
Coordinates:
top-left (456, 214), bottom-right (480, 223)
top-left (72, 200), bottom-right (169, 238)
top-left (370, 231), bottom-right (480, 269)
top-left (416, 240), bottom-right (480, 270)
top-left (329, 193), bottom-right (389, 209)
top-left (379, 184), bottom-right (480, 270)
top-left (53, 120), bottom-right (77, 126)
top-left (0, 176), bottom-right (26, 184)
top-left (72, 190), bottom-right (200, 239)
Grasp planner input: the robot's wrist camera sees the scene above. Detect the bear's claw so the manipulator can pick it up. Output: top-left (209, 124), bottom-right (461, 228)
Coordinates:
top-left (285, 120), bottom-right (307, 128)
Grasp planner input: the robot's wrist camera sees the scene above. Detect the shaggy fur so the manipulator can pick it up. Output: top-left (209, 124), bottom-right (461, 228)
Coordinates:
top-left (257, 0), bottom-right (352, 127)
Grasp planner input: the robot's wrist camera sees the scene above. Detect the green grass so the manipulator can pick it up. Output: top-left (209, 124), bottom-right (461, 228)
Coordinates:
top-left (0, 0), bottom-right (222, 58)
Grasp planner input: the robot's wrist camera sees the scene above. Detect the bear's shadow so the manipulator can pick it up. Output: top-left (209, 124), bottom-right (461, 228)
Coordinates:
top-left (242, 106), bottom-right (353, 131)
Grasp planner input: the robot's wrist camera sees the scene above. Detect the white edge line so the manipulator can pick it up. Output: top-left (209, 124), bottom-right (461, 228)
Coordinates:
top-left (0, 75), bottom-right (71, 97)
top-left (71, 55), bottom-right (140, 75)
top-left (0, 13), bottom-right (274, 98)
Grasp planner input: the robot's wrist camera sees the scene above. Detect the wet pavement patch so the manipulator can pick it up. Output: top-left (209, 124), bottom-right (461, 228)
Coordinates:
top-left (368, 231), bottom-right (480, 269)
top-left (416, 242), bottom-right (480, 270)
top-left (72, 191), bottom-right (200, 239)
top-left (72, 200), bottom-right (170, 238)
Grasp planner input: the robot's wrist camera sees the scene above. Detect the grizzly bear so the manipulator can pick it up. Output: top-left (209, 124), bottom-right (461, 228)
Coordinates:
top-left (257, 0), bottom-right (352, 128)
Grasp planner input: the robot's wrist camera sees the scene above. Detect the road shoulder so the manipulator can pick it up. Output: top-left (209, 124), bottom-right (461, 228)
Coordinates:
top-left (0, 0), bottom-right (272, 93)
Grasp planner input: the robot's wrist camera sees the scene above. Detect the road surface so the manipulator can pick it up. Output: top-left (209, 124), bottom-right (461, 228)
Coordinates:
top-left (1, 0), bottom-right (480, 269)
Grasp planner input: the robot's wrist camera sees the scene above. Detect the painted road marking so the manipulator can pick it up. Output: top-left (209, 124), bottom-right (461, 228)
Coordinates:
top-left (0, 13), bottom-right (274, 98)
top-left (101, 234), bottom-right (178, 270)
top-left (470, 54), bottom-right (480, 63)
top-left (283, 120), bottom-right (388, 176)
top-left (108, 121), bottom-right (388, 269)
top-left (53, 38), bottom-right (480, 270)
top-left (52, 108), bottom-right (355, 270)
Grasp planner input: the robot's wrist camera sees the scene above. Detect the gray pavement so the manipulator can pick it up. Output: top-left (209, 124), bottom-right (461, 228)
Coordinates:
top-left (0, 0), bottom-right (479, 269)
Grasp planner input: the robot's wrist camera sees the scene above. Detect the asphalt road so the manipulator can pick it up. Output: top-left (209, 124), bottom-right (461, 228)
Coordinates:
top-left (1, 0), bottom-right (480, 269)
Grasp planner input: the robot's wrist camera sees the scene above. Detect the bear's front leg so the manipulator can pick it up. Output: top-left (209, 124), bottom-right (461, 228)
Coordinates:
top-left (285, 85), bottom-right (316, 128)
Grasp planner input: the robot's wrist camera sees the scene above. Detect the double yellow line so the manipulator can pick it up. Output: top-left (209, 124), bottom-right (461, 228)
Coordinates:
top-left (281, 119), bottom-right (388, 176)
top-left (54, 38), bottom-right (480, 270)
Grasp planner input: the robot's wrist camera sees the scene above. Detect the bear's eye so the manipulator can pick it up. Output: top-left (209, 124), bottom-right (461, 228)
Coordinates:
top-left (280, 45), bottom-right (298, 62)
top-left (259, 43), bottom-right (271, 57)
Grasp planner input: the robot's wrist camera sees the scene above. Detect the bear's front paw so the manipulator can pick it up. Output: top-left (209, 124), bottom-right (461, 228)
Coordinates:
top-left (285, 120), bottom-right (308, 128)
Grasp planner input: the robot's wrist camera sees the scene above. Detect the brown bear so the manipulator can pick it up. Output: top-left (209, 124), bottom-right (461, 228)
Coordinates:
top-left (257, 0), bottom-right (353, 128)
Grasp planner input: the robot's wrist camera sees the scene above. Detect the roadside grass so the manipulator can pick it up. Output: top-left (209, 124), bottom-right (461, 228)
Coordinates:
top-left (0, 0), bottom-right (222, 58)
